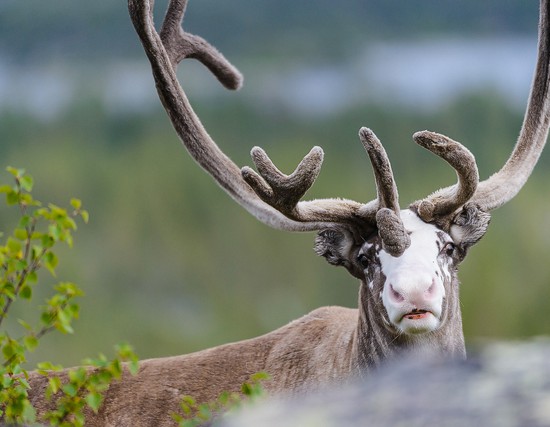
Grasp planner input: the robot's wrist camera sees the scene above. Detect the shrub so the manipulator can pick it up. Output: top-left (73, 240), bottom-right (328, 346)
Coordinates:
top-left (173, 372), bottom-right (270, 427)
top-left (0, 167), bottom-right (138, 426)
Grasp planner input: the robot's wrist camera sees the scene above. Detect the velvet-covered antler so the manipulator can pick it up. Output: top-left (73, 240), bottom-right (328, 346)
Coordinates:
top-left (411, 131), bottom-right (479, 223)
top-left (470, 0), bottom-right (550, 211)
top-left (129, 0), bottom-right (550, 256)
top-left (128, 0), bottom-right (412, 254)
top-left (412, 0), bottom-right (550, 223)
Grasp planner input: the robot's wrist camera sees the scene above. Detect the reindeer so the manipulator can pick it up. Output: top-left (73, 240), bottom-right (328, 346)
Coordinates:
top-left (26, 0), bottom-right (550, 425)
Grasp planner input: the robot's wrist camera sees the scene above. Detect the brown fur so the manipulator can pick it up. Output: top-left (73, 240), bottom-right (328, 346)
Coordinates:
top-left (27, 307), bottom-right (357, 426)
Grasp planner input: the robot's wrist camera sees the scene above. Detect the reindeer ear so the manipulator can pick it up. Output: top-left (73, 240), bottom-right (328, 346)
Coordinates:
top-left (314, 227), bottom-right (363, 279)
top-left (450, 204), bottom-right (491, 257)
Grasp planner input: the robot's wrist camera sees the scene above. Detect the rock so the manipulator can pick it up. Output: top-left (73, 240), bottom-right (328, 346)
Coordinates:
top-left (220, 339), bottom-right (550, 427)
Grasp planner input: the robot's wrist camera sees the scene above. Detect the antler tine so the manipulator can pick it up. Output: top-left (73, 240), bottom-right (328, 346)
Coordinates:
top-left (411, 131), bottom-right (479, 222)
top-left (470, 0), bottom-right (550, 211)
top-left (358, 128), bottom-right (399, 213)
top-left (159, 0), bottom-right (242, 90)
top-left (241, 147), bottom-right (370, 227)
top-left (359, 127), bottom-right (411, 256)
top-left (241, 146), bottom-right (323, 214)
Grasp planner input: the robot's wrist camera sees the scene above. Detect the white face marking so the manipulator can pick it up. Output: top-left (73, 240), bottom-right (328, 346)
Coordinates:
top-left (378, 210), bottom-right (453, 335)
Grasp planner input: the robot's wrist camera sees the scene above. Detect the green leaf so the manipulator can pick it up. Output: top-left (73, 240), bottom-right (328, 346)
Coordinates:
top-left (48, 203), bottom-right (67, 219)
top-left (44, 251), bottom-right (59, 276)
top-left (23, 400), bottom-right (37, 421)
top-left (16, 259), bottom-right (28, 271)
top-left (197, 404), bottom-right (212, 420)
top-left (23, 335), bottom-right (38, 352)
top-left (6, 237), bottom-right (22, 256)
top-left (115, 343), bottom-right (139, 375)
top-left (19, 192), bottom-right (34, 207)
top-left (37, 361), bottom-right (63, 372)
top-left (48, 224), bottom-right (62, 242)
top-left (62, 382), bottom-right (78, 397)
top-left (56, 309), bottom-right (74, 334)
top-left (85, 392), bottom-right (103, 413)
top-left (68, 367), bottom-right (86, 384)
top-left (2, 342), bottom-right (14, 359)
top-left (2, 282), bottom-right (16, 299)
top-left (30, 231), bottom-right (43, 241)
top-left (56, 282), bottom-right (84, 298)
top-left (62, 216), bottom-right (77, 231)
top-left (2, 338), bottom-right (22, 360)
top-left (14, 228), bottom-right (28, 240)
top-left (6, 166), bottom-right (24, 178)
top-left (41, 310), bottom-right (54, 326)
top-left (180, 395), bottom-right (197, 415)
top-left (70, 198), bottom-right (82, 210)
top-left (128, 359), bottom-right (139, 376)
top-left (80, 210), bottom-right (89, 224)
top-left (34, 207), bottom-right (49, 219)
top-left (27, 270), bottom-right (38, 284)
top-left (65, 233), bottom-right (74, 248)
top-left (19, 175), bottom-right (33, 192)
top-left (109, 359), bottom-right (122, 378)
top-left (20, 285), bottom-right (32, 300)
top-left (0, 184), bottom-right (12, 193)
top-left (17, 319), bottom-right (33, 331)
top-left (6, 189), bottom-right (19, 205)
top-left (41, 234), bottom-right (54, 249)
top-left (241, 382), bottom-right (252, 395)
top-left (18, 215), bottom-right (32, 229)
top-left (250, 372), bottom-right (270, 382)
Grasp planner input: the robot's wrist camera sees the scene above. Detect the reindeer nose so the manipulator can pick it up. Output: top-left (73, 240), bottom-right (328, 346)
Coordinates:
top-left (388, 277), bottom-right (438, 306)
top-left (389, 284), bottom-right (405, 303)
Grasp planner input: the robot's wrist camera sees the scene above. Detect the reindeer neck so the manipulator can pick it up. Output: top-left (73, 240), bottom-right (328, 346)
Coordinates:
top-left (353, 279), bottom-right (466, 374)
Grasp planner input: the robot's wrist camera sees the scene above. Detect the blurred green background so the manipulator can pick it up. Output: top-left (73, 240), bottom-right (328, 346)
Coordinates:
top-left (1, 0), bottom-right (549, 367)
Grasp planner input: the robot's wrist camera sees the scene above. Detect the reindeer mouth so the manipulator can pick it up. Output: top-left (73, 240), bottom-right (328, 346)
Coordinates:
top-left (395, 308), bottom-right (441, 334)
top-left (402, 309), bottom-right (431, 321)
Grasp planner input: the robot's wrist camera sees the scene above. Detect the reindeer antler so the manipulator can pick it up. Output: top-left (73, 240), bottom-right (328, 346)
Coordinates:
top-left (130, 0), bottom-right (550, 256)
top-left (129, 0), bottom-right (413, 255)
top-left (129, 0), bottom-right (311, 231)
top-left (411, 131), bottom-right (479, 223)
top-left (471, 0), bottom-right (550, 211)
top-left (359, 128), bottom-right (411, 255)
top-left (411, 0), bottom-right (550, 224)
top-left (241, 146), bottom-right (325, 221)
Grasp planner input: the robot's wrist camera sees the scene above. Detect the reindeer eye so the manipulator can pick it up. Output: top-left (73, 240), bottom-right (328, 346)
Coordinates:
top-left (357, 253), bottom-right (369, 268)
top-left (442, 242), bottom-right (456, 257)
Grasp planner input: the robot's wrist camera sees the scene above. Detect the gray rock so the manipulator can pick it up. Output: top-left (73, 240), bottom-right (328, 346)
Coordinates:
top-left (220, 339), bottom-right (550, 427)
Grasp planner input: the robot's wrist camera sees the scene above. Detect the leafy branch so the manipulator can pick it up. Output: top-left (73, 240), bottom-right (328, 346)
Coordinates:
top-left (0, 167), bottom-right (137, 425)
top-left (173, 372), bottom-right (270, 427)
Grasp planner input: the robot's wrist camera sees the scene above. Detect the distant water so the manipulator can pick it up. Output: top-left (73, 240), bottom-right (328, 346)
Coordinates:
top-left (363, 36), bottom-right (536, 110)
top-left (0, 36), bottom-right (537, 121)
top-left (255, 36), bottom-right (537, 116)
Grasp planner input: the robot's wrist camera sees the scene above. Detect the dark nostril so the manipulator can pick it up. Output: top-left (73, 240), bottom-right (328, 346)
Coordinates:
top-left (390, 284), bottom-right (405, 302)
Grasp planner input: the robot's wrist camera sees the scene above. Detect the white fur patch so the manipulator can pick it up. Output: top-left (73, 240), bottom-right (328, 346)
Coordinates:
top-left (379, 209), bottom-right (451, 334)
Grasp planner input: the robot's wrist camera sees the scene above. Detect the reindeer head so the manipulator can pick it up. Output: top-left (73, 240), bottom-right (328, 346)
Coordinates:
top-left (315, 204), bottom-right (491, 336)
top-left (129, 0), bottom-right (550, 339)
top-left (310, 129), bottom-right (494, 336)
